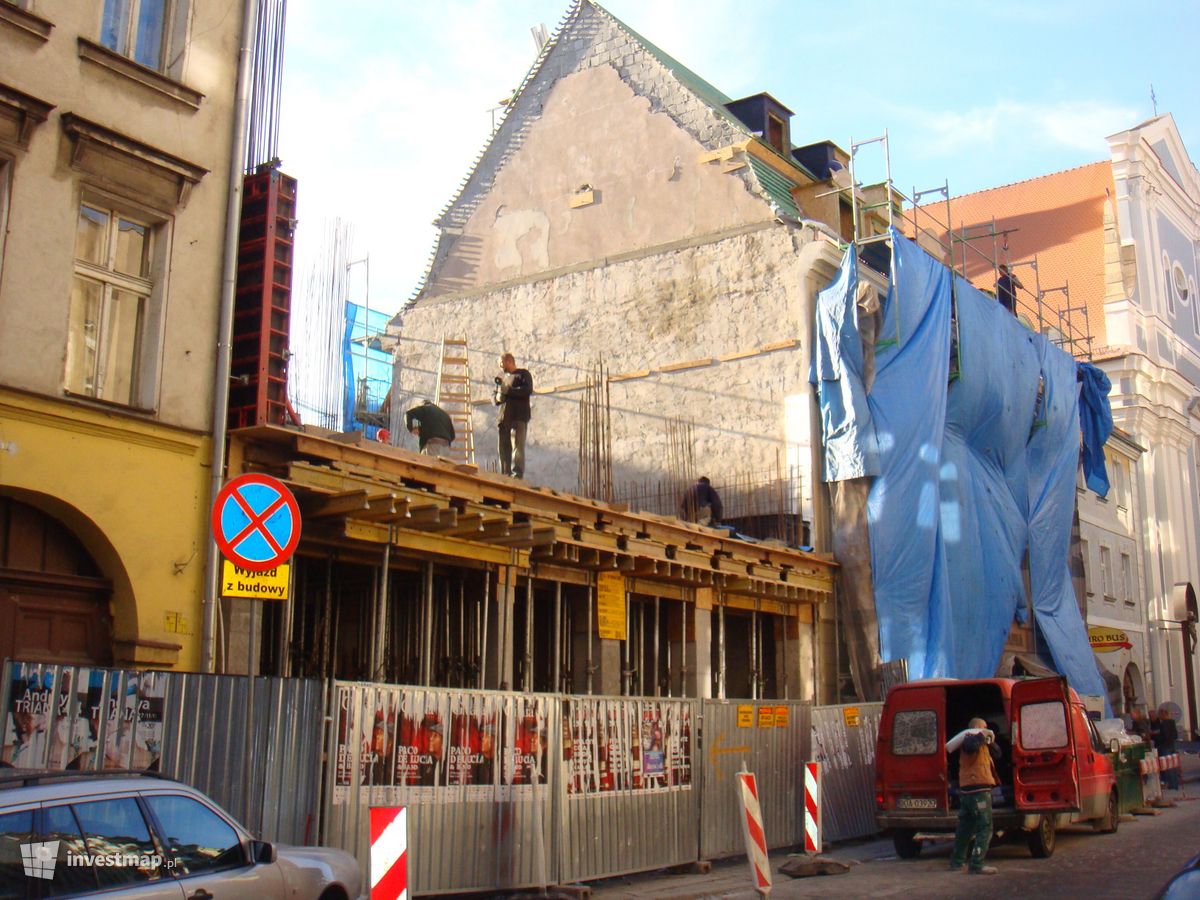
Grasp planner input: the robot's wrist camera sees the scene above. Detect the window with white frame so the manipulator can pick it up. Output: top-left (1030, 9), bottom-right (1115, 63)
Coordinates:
top-left (100, 0), bottom-right (189, 76)
top-left (1082, 539), bottom-right (1092, 596)
top-left (1112, 459), bottom-right (1129, 511)
top-left (1164, 255), bottom-right (1175, 316)
top-left (65, 200), bottom-right (163, 407)
top-left (1121, 553), bottom-right (1133, 606)
top-left (1192, 275), bottom-right (1200, 337)
top-left (1099, 545), bottom-right (1114, 600)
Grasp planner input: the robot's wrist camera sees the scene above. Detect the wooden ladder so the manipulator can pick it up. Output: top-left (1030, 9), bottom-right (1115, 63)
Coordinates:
top-left (434, 337), bottom-right (475, 465)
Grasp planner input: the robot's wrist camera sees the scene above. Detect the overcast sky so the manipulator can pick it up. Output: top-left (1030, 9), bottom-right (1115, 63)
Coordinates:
top-left (279, 0), bottom-right (1200, 317)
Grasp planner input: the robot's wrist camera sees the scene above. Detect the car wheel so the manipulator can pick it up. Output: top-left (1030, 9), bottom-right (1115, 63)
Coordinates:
top-left (1094, 790), bottom-right (1119, 834)
top-left (1027, 814), bottom-right (1056, 858)
top-left (893, 829), bottom-right (922, 859)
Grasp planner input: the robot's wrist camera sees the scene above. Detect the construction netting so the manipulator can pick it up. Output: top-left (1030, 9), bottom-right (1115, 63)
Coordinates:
top-left (342, 301), bottom-right (392, 441)
top-left (813, 228), bottom-right (1110, 708)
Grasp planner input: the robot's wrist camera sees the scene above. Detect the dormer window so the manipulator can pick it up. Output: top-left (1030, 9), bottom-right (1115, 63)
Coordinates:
top-left (767, 114), bottom-right (785, 154)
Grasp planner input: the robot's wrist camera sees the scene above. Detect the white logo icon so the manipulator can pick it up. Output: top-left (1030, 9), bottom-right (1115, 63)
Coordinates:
top-left (21, 841), bottom-right (60, 880)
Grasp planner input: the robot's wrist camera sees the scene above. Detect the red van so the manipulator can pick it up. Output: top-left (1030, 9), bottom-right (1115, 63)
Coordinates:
top-left (874, 676), bottom-right (1119, 859)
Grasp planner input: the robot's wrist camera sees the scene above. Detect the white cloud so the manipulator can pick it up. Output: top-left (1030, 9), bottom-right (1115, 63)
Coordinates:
top-left (904, 99), bottom-right (1138, 159)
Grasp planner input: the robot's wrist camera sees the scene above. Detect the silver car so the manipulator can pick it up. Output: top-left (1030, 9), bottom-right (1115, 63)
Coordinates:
top-left (0, 771), bottom-right (364, 899)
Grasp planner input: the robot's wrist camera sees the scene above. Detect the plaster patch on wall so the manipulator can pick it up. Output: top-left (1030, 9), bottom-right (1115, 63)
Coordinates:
top-left (493, 209), bottom-right (550, 273)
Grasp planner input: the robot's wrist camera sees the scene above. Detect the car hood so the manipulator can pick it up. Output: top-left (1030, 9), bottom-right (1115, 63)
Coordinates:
top-left (275, 844), bottom-right (364, 899)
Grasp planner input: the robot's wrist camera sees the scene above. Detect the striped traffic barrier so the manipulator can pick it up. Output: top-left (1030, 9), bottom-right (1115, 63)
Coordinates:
top-left (737, 766), bottom-right (772, 896)
top-left (370, 806), bottom-right (408, 900)
top-left (804, 761), bottom-right (822, 854)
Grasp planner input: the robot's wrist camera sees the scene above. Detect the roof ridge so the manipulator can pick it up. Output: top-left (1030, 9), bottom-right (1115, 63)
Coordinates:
top-left (918, 159), bottom-right (1110, 207)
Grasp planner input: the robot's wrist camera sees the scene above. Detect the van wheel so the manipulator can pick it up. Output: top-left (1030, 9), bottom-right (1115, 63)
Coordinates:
top-left (1094, 790), bottom-right (1119, 834)
top-left (892, 829), bottom-right (921, 859)
top-left (1027, 814), bottom-right (1056, 858)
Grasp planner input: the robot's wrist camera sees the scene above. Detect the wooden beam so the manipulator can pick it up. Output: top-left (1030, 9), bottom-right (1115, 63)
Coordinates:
top-left (343, 520), bottom-right (528, 567)
top-left (306, 490), bottom-right (373, 519)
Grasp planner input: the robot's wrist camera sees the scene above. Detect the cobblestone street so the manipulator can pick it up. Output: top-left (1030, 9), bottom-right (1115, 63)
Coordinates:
top-left (590, 784), bottom-right (1200, 900)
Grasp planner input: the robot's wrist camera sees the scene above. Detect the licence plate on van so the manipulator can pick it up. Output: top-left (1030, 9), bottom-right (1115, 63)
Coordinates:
top-left (896, 797), bottom-right (937, 809)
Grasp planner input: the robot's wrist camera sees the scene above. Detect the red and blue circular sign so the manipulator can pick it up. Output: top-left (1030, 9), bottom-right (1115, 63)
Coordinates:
top-left (211, 473), bottom-right (301, 572)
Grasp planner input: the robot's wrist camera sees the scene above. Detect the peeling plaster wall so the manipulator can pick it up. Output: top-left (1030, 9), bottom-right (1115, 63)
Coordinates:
top-left (395, 225), bottom-right (821, 497)
top-left (429, 64), bottom-right (774, 296)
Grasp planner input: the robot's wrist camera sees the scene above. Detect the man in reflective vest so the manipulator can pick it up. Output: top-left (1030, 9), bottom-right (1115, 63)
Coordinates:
top-left (946, 716), bottom-right (1001, 875)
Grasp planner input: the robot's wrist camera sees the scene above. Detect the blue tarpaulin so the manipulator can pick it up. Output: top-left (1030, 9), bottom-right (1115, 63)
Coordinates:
top-left (1028, 341), bottom-right (1108, 701)
top-left (815, 229), bottom-right (1111, 703)
top-left (810, 246), bottom-right (880, 481)
top-left (343, 301), bottom-right (392, 440)
top-left (1078, 362), bottom-right (1114, 497)
top-left (864, 233), bottom-right (952, 680)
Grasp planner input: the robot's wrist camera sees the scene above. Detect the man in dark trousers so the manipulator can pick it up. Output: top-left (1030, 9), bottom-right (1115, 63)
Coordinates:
top-left (495, 353), bottom-right (533, 479)
top-left (1153, 707), bottom-right (1181, 790)
top-left (405, 400), bottom-right (455, 458)
top-left (678, 476), bottom-right (723, 526)
top-left (995, 264), bottom-right (1022, 316)
top-left (946, 717), bottom-right (1001, 875)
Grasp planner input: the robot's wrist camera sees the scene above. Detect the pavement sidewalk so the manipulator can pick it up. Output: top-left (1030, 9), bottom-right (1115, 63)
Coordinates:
top-left (584, 746), bottom-right (1200, 899)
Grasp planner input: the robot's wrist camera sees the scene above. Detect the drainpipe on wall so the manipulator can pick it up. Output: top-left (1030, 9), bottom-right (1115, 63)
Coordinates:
top-left (202, 0), bottom-right (261, 674)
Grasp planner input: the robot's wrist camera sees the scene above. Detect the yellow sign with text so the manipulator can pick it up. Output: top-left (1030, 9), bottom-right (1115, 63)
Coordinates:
top-left (1088, 625), bottom-right (1132, 653)
top-left (757, 706), bottom-right (775, 728)
top-left (775, 705), bottom-right (789, 727)
top-left (222, 560), bottom-right (290, 600)
top-left (596, 571), bottom-right (627, 640)
top-left (843, 706), bottom-right (861, 727)
top-left (737, 705), bottom-right (754, 727)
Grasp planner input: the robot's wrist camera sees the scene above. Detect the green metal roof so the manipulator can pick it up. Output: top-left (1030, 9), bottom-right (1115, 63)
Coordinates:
top-left (747, 156), bottom-right (801, 218)
top-left (595, 2), bottom-right (817, 191)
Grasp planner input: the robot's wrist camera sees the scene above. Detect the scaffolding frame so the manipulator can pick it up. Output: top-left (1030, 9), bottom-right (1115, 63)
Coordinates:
top-left (839, 131), bottom-right (1094, 361)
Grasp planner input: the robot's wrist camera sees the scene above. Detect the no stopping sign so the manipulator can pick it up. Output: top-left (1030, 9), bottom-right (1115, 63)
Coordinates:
top-left (211, 473), bottom-right (301, 572)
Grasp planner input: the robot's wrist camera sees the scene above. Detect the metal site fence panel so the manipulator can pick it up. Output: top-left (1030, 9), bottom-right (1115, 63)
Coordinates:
top-left (322, 682), bottom-right (559, 895)
top-left (810, 702), bottom-right (883, 842)
top-left (699, 699), bottom-right (812, 860)
top-left (0, 660), bottom-right (323, 846)
top-left (160, 673), bottom-right (325, 845)
top-left (557, 696), bottom-right (699, 883)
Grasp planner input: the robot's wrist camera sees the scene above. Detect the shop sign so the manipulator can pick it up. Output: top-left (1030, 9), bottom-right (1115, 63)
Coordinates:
top-left (1088, 626), bottom-right (1132, 653)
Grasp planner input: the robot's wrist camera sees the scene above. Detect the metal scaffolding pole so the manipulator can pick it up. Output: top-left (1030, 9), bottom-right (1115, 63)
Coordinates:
top-left (552, 581), bottom-right (562, 694)
top-left (524, 576), bottom-right (535, 692)
top-left (372, 530), bottom-right (392, 680)
top-left (587, 576), bottom-right (595, 695)
top-left (420, 560), bottom-right (433, 685)
top-left (718, 592), bottom-right (727, 700)
top-left (479, 568), bottom-right (490, 689)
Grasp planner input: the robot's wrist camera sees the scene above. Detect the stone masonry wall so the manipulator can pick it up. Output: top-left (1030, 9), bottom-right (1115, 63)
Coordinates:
top-left (393, 224), bottom-right (819, 502)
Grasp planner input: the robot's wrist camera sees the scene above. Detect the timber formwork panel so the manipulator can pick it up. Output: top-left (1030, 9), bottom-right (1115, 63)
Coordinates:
top-left (229, 426), bottom-right (836, 615)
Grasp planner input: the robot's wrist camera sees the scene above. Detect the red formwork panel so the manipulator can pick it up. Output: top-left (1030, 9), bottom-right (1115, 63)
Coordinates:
top-left (228, 166), bottom-right (297, 429)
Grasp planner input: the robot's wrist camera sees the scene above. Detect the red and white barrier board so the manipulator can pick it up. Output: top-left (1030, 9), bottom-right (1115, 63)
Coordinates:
top-left (803, 761), bottom-right (822, 854)
top-left (370, 806), bottom-right (408, 900)
top-left (737, 768), bottom-right (772, 895)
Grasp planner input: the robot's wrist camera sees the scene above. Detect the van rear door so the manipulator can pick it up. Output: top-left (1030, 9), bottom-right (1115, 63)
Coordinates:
top-left (1011, 676), bottom-right (1080, 812)
top-left (880, 684), bottom-right (947, 812)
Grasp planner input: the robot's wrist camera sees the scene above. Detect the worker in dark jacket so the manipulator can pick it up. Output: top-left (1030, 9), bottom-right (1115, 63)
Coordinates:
top-left (405, 400), bottom-right (455, 457)
top-left (946, 717), bottom-right (1001, 875)
top-left (995, 264), bottom-right (1022, 316)
top-left (495, 353), bottom-right (533, 479)
top-left (678, 476), bottom-right (723, 526)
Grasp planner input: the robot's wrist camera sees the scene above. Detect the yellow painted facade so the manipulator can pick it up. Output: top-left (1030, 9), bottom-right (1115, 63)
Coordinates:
top-left (0, 390), bottom-right (210, 668)
top-left (0, 1), bottom-right (245, 671)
